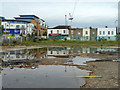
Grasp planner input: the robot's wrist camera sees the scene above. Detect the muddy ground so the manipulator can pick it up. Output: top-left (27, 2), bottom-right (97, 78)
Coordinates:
top-left (78, 61), bottom-right (119, 88)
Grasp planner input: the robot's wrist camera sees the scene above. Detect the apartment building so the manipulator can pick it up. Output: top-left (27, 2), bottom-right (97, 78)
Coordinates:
top-left (97, 27), bottom-right (116, 41)
top-left (1, 19), bottom-right (34, 38)
top-left (14, 15), bottom-right (48, 37)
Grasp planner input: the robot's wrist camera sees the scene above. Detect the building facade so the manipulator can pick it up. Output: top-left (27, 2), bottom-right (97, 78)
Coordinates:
top-left (69, 28), bottom-right (83, 40)
top-left (90, 27), bottom-right (97, 41)
top-left (14, 15), bottom-right (48, 37)
top-left (97, 28), bottom-right (116, 41)
top-left (83, 28), bottom-right (90, 41)
top-left (47, 25), bottom-right (70, 39)
top-left (1, 19), bottom-right (34, 38)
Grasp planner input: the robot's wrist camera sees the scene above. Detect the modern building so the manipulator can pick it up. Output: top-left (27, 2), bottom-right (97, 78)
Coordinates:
top-left (1, 19), bottom-right (34, 38)
top-left (14, 15), bottom-right (48, 37)
top-left (97, 27), bottom-right (116, 41)
top-left (47, 25), bottom-right (70, 39)
top-left (83, 28), bottom-right (90, 41)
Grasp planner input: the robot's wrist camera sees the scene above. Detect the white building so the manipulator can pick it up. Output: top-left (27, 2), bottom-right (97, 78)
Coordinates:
top-left (97, 28), bottom-right (116, 41)
top-left (47, 26), bottom-right (70, 38)
top-left (1, 19), bottom-right (34, 38)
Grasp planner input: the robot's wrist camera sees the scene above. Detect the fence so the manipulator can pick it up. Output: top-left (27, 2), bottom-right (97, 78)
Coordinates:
top-left (47, 36), bottom-right (120, 41)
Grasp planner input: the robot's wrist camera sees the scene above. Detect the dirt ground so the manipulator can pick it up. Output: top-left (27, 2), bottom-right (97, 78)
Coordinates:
top-left (78, 61), bottom-right (119, 88)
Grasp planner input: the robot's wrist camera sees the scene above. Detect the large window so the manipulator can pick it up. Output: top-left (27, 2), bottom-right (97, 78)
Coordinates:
top-left (51, 30), bottom-right (53, 34)
top-left (57, 30), bottom-right (59, 34)
top-left (71, 30), bottom-right (74, 34)
top-left (108, 31), bottom-right (110, 35)
top-left (16, 25), bottom-right (20, 29)
top-left (63, 30), bottom-right (66, 34)
top-left (78, 31), bottom-right (80, 34)
top-left (111, 31), bottom-right (114, 35)
top-left (103, 31), bottom-right (105, 35)
top-left (100, 31), bottom-right (102, 35)
top-left (86, 31), bottom-right (88, 34)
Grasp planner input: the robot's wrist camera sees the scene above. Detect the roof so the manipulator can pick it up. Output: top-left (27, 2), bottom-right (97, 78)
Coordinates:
top-left (2, 19), bottom-right (30, 23)
top-left (52, 25), bottom-right (71, 29)
top-left (14, 17), bottom-right (35, 19)
top-left (19, 15), bottom-right (39, 19)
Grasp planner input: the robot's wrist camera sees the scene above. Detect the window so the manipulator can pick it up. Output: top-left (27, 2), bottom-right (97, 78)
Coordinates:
top-left (11, 25), bottom-right (13, 27)
top-left (16, 25), bottom-right (20, 29)
top-left (100, 31), bottom-right (102, 35)
top-left (108, 31), bottom-right (110, 35)
top-left (7, 25), bottom-right (9, 27)
top-left (111, 31), bottom-right (114, 35)
top-left (51, 30), bottom-right (53, 34)
top-left (92, 31), bottom-right (95, 34)
top-left (63, 30), bottom-right (66, 33)
top-left (103, 31), bottom-right (105, 35)
top-left (78, 31), bottom-right (80, 34)
top-left (57, 30), bottom-right (59, 34)
top-left (86, 31), bottom-right (88, 34)
top-left (71, 30), bottom-right (74, 34)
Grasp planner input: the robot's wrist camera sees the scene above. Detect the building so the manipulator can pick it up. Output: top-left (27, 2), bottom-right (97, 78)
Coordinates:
top-left (90, 27), bottom-right (97, 41)
top-left (47, 25), bottom-right (70, 39)
top-left (1, 19), bottom-right (34, 38)
top-left (97, 27), bottom-right (116, 41)
top-left (83, 28), bottom-right (90, 41)
top-left (14, 15), bottom-right (48, 37)
top-left (69, 28), bottom-right (83, 40)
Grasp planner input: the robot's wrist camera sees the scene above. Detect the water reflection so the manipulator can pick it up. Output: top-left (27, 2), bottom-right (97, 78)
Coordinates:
top-left (2, 65), bottom-right (89, 88)
top-left (0, 47), bottom-right (119, 88)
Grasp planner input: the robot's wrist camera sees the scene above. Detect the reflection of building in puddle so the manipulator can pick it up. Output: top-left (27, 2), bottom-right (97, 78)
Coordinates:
top-left (69, 47), bottom-right (97, 54)
top-left (97, 48), bottom-right (118, 53)
top-left (0, 48), bottom-right (47, 62)
top-left (47, 48), bottom-right (69, 57)
top-left (1, 48), bottom-right (47, 69)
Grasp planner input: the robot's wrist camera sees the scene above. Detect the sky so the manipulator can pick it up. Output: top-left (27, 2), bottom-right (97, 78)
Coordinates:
top-left (0, 0), bottom-right (118, 28)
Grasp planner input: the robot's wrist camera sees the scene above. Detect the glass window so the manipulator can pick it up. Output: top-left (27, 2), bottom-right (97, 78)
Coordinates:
top-left (100, 31), bottom-right (102, 35)
top-left (86, 31), bottom-right (88, 34)
top-left (57, 30), bottom-right (59, 34)
top-left (63, 30), bottom-right (66, 33)
top-left (78, 31), bottom-right (80, 34)
top-left (103, 31), bottom-right (105, 35)
top-left (16, 25), bottom-right (20, 29)
top-left (71, 30), bottom-right (74, 34)
top-left (111, 31), bottom-right (114, 35)
top-left (11, 25), bottom-right (13, 27)
top-left (51, 30), bottom-right (53, 34)
top-left (92, 31), bottom-right (95, 34)
top-left (108, 31), bottom-right (110, 35)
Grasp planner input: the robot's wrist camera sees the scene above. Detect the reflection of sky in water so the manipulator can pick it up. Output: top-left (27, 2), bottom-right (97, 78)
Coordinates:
top-left (71, 56), bottom-right (98, 65)
top-left (2, 65), bottom-right (89, 88)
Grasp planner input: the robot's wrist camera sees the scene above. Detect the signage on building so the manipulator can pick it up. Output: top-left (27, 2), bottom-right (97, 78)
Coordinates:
top-left (49, 34), bottom-right (61, 36)
top-left (3, 29), bottom-right (20, 34)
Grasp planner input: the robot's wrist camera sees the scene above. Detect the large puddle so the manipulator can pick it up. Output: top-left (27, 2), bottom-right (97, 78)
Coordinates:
top-left (2, 65), bottom-right (88, 88)
top-left (0, 47), bottom-right (119, 88)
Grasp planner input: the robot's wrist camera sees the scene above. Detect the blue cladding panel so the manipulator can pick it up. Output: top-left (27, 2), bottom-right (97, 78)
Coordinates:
top-left (3, 29), bottom-right (20, 34)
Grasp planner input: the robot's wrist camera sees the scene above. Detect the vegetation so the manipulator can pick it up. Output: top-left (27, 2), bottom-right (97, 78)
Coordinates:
top-left (21, 39), bottom-right (119, 47)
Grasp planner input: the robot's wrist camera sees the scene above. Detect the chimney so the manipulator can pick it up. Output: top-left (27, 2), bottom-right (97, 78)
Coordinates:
top-left (105, 26), bottom-right (108, 28)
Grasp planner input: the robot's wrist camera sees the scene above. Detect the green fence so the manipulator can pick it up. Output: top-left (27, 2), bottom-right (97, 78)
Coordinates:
top-left (47, 36), bottom-right (120, 41)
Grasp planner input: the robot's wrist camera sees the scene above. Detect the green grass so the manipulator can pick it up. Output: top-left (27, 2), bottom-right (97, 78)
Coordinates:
top-left (20, 40), bottom-right (119, 47)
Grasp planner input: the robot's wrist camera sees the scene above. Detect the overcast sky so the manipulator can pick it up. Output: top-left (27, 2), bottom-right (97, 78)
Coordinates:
top-left (0, 0), bottom-right (118, 28)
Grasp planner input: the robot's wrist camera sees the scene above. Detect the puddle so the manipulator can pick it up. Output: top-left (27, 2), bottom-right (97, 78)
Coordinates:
top-left (0, 47), bottom-right (119, 88)
top-left (2, 65), bottom-right (89, 88)
top-left (71, 56), bottom-right (98, 65)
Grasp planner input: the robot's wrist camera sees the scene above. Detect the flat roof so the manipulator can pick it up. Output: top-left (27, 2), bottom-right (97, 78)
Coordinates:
top-left (2, 19), bottom-right (30, 23)
top-left (19, 15), bottom-right (39, 19)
